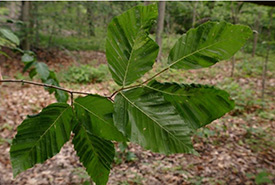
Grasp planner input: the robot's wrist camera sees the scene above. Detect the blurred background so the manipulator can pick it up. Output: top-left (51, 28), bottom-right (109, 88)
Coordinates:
top-left (0, 1), bottom-right (274, 185)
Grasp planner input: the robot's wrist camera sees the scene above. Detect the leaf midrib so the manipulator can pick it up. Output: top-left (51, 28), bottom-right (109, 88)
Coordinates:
top-left (169, 37), bottom-right (241, 68)
top-left (24, 106), bottom-right (70, 160)
top-left (77, 124), bottom-right (112, 170)
top-left (119, 92), bottom-right (191, 149)
top-left (74, 101), bottom-right (115, 130)
top-left (143, 84), bottom-right (194, 97)
top-left (122, 28), bottom-right (144, 87)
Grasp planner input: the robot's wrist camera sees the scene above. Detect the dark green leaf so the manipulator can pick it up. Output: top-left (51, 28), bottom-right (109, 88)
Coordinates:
top-left (74, 95), bottom-right (125, 141)
top-left (43, 71), bottom-right (68, 102)
top-left (35, 62), bottom-right (50, 81)
top-left (0, 28), bottom-right (20, 45)
top-left (147, 81), bottom-right (235, 129)
top-left (23, 61), bottom-right (35, 73)
top-left (10, 103), bottom-right (73, 177)
top-left (114, 88), bottom-right (195, 154)
top-left (106, 4), bottom-right (159, 86)
top-left (73, 123), bottom-right (115, 185)
top-left (29, 68), bottom-right (37, 79)
top-left (54, 89), bottom-right (68, 103)
top-left (168, 21), bottom-right (252, 69)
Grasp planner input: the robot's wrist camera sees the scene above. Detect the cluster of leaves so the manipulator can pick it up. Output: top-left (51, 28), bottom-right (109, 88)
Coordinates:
top-left (0, 27), bottom-right (67, 102)
top-left (62, 64), bottom-right (108, 83)
top-left (21, 51), bottom-right (68, 102)
top-left (9, 4), bottom-right (252, 185)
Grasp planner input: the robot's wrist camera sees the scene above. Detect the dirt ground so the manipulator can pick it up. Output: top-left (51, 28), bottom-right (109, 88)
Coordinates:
top-left (0, 49), bottom-right (274, 185)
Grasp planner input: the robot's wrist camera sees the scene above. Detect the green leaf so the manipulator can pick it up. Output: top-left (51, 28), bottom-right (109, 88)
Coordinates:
top-left (54, 89), bottom-right (68, 103)
top-left (23, 61), bottom-right (35, 73)
top-left (29, 68), bottom-right (37, 79)
top-left (0, 50), bottom-right (10, 58)
top-left (74, 95), bottom-right (125, 142)
top-left (0, 28), bottom-right (20, 45)
top-left (44, 71), bottom-right (68, 103)
top-left (35, 62), bottom-right (50, 80)
top-left (114, 88), bottom-right (195, 154)
top-left (106, 4), bottom-right (159, 86)
top-left (168, 21), bottom-right (252, 69)
top-left (147, 80), bottom-right (235, 129)
top-left (22, 53), bottom-right (34, 63)
top-left (10, 103), bottom-right (73, 177)
top-left (73, 123), bottom-right (115, 185)
top-left (0, 37), bottom-right (16, 48)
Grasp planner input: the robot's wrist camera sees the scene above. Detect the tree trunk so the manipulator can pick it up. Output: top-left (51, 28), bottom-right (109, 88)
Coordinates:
top-left (261, 8), bottom-right (273, 107)
top-left (230, 2), bottom-right (243, 77)
top-left (33, 2), bottom-right (39, 47)
top-left (252, 13), bottom-right (261, 57)
top-left (156, 2), bottom-right (166, 62)
top-left (9, 2), bottom-right (17, 19)
top-left (144, 1), bottom-right (150, 6)
top-left (86, 2), bottom-right (95, 37)
top-left (21, 1), bottom-right (31, 50)
top-left (192, 1), bottom-right (198, 28)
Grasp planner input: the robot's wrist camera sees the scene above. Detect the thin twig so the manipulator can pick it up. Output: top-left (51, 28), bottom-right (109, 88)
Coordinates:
top-left (109, 87), bottom-right (123, 99)
top-left (1, 64), bottom-right (171, 101)
top-left (140, 67), bottom-right (170, 85)
top-left (70, 93), bottom-right (74, 107)
top-left (108, 66), bottom-right (170, 98)
top-left (0, 79), bottom-right (92, 95)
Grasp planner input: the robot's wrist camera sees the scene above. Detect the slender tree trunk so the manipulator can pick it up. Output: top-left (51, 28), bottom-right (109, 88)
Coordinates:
top-left (9, 2), bottom-right (17, 19)
top-left (262, 44), bottom-right (270, 106)
top-left (156, 1), bottom-right (166, 62)
top-left (252, 13), bottom-right (261, 57)
top-left (34, 2), bottom-right (39, 47)
top-left (192, 1), bottom-right (198, 28)
top-left (86, 2), bottom-right (95, 37)
top-left (144, 1), bottom-right (150, 6)
top-left (261, 8), bottom-right (273, 107)
top-left (230, 2), bottom-right (236, 77)
top-left (21, 1), bottom-right (32, 50)
top-left (230, 2), bottom-right (242, 77)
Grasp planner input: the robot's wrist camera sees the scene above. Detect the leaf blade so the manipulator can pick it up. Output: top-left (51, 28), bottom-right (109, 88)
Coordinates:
top-left (35, 62), bottom-right (50, 81)
top-left (74, 95), bottom-right (125, 142)
top-left (73, 123), bottom-right (114, 185)
top-left (114, 88), bottom-right (195, 154)
top-left (10, 103), bottom-right (73, 177)
top-left (168, 21), bottom-right (252, 69)
top-left (147, 81), bottom-right (235, 129)
top-left (0, 28), bottom-right (20, 46)
top-left (106, 4), bottom-right (159, 86)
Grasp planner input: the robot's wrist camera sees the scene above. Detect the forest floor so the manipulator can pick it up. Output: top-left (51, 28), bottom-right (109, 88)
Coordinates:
top-left (0, 49), bottom-right (274, 185)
